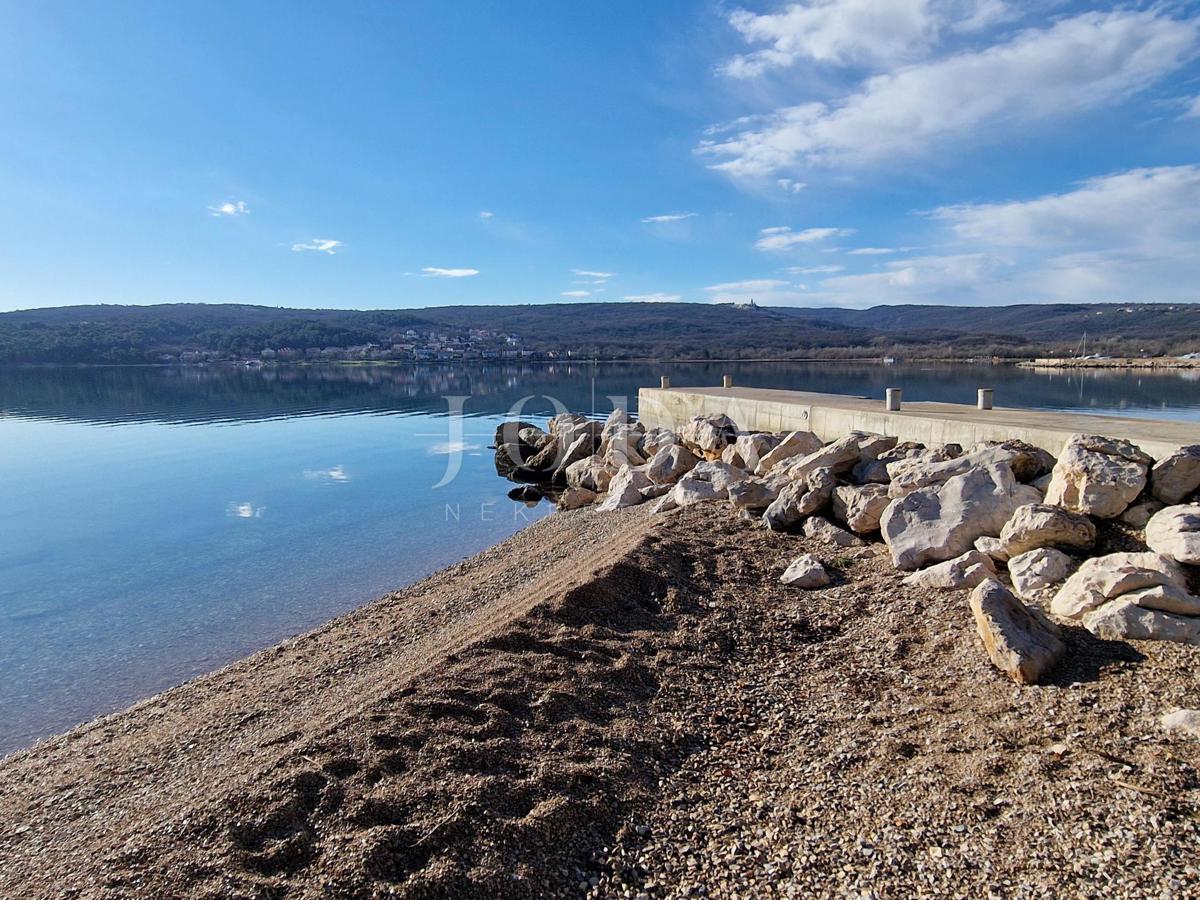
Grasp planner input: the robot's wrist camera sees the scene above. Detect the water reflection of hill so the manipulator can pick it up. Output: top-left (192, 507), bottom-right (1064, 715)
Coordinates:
top-left (0, 361), bottom-right (1197, 426)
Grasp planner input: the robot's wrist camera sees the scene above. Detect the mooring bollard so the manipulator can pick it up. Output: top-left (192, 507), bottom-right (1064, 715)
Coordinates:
top-left (722, 374), bottom-right (733, 389)
top-left (660, 375), bottom-right (670, 389)
top-left (978, 388), bottom-right (994, 410)
top-left (885, 388), bottom-right (902, 411)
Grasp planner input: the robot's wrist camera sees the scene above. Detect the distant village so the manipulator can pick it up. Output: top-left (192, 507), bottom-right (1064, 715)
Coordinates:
top-left (165, 327), bottom-right (562, 366)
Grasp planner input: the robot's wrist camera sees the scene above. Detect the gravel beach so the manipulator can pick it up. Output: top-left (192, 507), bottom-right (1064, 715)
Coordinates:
top-left (1, 502), bottom-right (1198, 899)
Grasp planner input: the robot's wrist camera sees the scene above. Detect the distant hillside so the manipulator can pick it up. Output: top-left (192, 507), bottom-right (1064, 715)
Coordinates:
top-left (0, 301), bottom-right (1197, 364)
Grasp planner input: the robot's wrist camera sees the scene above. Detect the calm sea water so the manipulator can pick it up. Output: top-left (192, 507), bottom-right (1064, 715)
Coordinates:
top-left (1, 360), bottom-right (1198, 755)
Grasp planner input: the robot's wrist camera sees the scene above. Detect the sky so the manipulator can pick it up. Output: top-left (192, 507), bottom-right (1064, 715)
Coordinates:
top-left (2, 0), bottom-right (1200, 311)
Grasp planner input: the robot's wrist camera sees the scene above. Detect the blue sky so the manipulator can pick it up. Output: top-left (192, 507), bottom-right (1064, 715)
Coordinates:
top-left (2, 1), bottom-right (1200, 311)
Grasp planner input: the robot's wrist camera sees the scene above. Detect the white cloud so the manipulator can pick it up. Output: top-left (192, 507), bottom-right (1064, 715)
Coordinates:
top-left (777, 178), bottom-right (807, 193)
top-left (705, 279), bottom-right (790, 293)
top-left (572, 268), bottom-right (614, 279)
top-left (787, 264), bottom-right (844, 274)
top-left (756, 225), bottom-right (853, 251)
top-left (209, 200), bottom-right (249, 217)
top-left (933, 165), bottom-right (1200, 248)
top-left (561, 290), bottom-right (591, 298)
top-left (722, 0), bottom-right (945, 75)
top-left (819, 252), bottom-right (1011, 304)
top-left (291, 239), bottom-right (342, 254)
top-left (703, 9), bottom-right (1199, 174)
top-left (642, 212), bottom-right (698, 223)
top-left (1183, 95), bottom-right (1200, 118)
top-left (479, 210), bottom-right (495, 218)
top-left (623, 293), bottom-right (682, 303)
top-left (422, 267), bottom-right (480, 277)
top-left (847, 247), bottom-right (898, 255)
top-left (304, 464), bottom-right (350, 482)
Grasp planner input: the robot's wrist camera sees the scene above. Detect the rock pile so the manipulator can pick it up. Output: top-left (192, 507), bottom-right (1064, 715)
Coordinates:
top-left (496, 413), bottom-right (1200, 683)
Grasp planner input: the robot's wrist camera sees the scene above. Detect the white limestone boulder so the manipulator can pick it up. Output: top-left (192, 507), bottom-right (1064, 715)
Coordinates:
top-left (556, 487), bottom-right (598, 510)
top-left (774, 432), bottom-right (893, 482)
top-left (565, 455), bottom-right (615, 493)
top-left (1081, 599), bottom-right (1200, 645)
top-left (903, 550), bottom-right (996, 591)
top-left (678, 414), bottom-right (739, 459)
top-left (645, 444), bottom-right (700, 485)
top-left (1044, 434), bottom-right (1151, 518)
top-left (754, 430), bottom-right (823, 475)
top-left (974, 536), bottom-right (1011, 563)
top-left (832, 483), bottom-right (891, 534)
top-left (722, 432), bottom-right (780, 470)
top-left (1150, 445), bottom-right (1200, 505)
top-left (1120, 500), bottom-right (1163, 528)
top-left (1049, 551), bottom-right (1189, 620)
top-left (886, 445), bottom-right (1022, 499)
top-left (780, 553), bottom-right (831, 589)
top-left (727, 478), bottom-right (778, 512)
top-left (802, 516), bottom-right (860, 548)
top-left (969, 579), bottom-right (1065, 685)
top-left (880, 464), bottom-right (1041, 571)
top-left (640, 427), bottom-right (677, 458)
top-left (1007, 547), bottom-right (1075, 605)
top-left (764, 467), bottom-right (836, 532)
top-left (998, 503), bottom-right (1096, 556)
top-left (596, 465), bottom-right (652, 512)
top-left (1145, 504), bottom-right (1200, 565)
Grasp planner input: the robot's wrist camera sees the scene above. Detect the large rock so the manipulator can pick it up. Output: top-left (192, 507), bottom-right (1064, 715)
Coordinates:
top-left (640, 427), bottom-right (677, 458)
top-left (565, 455), bottom-right (615, 493)
top-left (548, 412), bottom-right (590, 436)
top-left (754, 430), bottom-right (824, 475)
top-left (495, 441), bottom-right (534, 478)
top-left (1007, 548), bottom-right (1075, 605)
top-left (553, 433), bottom-right (596, 481)
top-left (774, 432), bottom-right (892, 482)
top-left (722, 433), bottom-right (780, 470)
top-left (969, 579), bottom-right (1065, 685)
top-left (880, 464), bottom-right (1040, 571)
top-left (727, 478), bottom-right (778, 511)
top-left (1044, 434), bottom-right (1151, 519)
top-left (887, 445), bottom-right (1023, 499)
top-left (1119, 584), bottom-right (1200, 616)
top-left (556, 487), bottom-right (598, 510)
top-left (1120, 500), bottom-right (1164, 528)
top-left (999, 503), bottom-right (1096, 556)
top-left (494, 420), bottom-right (540, 448)
top-left (851, 458), bottom-right (890, 485)
top-left (1151, 445), bottom-right (1200, 505)
top-left (683, 460), bottom-right (748, 495)
top-left (1049, 551), bottom-right (1189, 620)
top-left (802, 516), bottom-right (860, 548)
top-left (780, 553), bottom-right (831, 589)
top-left (1145, 504), bottom-right (1200, 565)
top-left (832, 484), bottom-right (890, 534)
top-left (679, 414), bottom-right (739, 458)
top-left (671, 479), bottom-right (723, 508)
top-left (903, 550), bottom-right (996, 591)
top-left (1081, 599), bottom-right (1200, 645)
top-left (764, 467), bottom-right (836, 532)
top-left (645, 444), bottom-right (700, 485)
top-left (973, 535), bottom-right (1011, 563)
top-left (596, 465), bottom-right (652, 511)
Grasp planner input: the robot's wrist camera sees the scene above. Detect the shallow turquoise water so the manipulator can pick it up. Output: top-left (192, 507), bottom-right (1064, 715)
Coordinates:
top-left (1, 360), bottom-right (1197, 754)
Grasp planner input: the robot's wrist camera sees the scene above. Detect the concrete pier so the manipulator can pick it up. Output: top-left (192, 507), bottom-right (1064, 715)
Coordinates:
top-left (638, 386), bottom-right (1198, 457)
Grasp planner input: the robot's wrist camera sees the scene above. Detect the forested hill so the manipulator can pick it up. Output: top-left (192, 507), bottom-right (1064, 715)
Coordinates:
top-left (0, 301), bottom-right (1197, 364)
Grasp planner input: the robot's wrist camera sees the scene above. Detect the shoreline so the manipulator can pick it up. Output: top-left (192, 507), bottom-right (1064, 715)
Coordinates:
top-left (3, 497), bottom-right (1198, 896)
